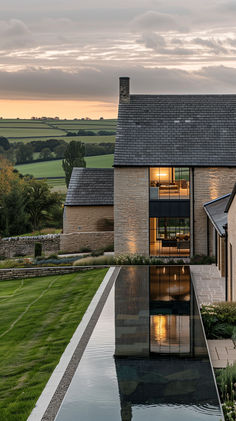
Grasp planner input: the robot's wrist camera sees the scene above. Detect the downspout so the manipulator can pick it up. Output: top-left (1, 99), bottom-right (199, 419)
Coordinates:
top-left (207, 217), bottom-right (210, 257)
top-left (223, 223), bottom-right (228, 301)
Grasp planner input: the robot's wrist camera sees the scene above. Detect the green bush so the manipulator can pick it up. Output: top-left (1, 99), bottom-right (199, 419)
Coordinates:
top-left (78, 246), bottom-right (92, 253)
top-left (73, 255), bottom-right (114, 266)
top-left (34, 242), bottom-right (42, 258)
top-left (91, 249), bottom-right (104, 257)
top-left (216, 363), bottom-right (236, 420)
top-left (190, 254), bottom-right (216, 264)
top-left (103, 244), bottom-right (114, 252)
top-left (201, 302), bottom-right (236, 339)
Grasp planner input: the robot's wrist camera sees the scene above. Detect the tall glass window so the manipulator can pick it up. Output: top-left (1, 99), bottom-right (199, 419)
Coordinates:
top-left (150, 217), bottom-right (190, 257)
top-left (150, 167), bottom-right (190, 200)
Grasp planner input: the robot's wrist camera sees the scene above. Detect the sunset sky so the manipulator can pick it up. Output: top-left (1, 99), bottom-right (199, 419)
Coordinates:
top-left (1, 0), bottom-right (236, 118)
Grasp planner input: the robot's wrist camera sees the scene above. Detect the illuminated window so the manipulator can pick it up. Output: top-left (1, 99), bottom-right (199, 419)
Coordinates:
top-left (150, 167), bottom-right (190, 200)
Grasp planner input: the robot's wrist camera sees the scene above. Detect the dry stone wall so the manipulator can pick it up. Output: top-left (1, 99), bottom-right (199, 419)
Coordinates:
top-left (60, 232), bottom-right (114, 253)
top-left (0, 235), bottom-right (60, 258)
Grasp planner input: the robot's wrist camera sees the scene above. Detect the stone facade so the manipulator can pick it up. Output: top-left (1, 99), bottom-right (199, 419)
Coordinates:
top-left (0, 235), bottom-right (60, 258)
top-left (63, 206), bottom-right (114, 234)
top-left (227, 196), bottom-right (236, 301)
top-left (114, 167), bottom-right (149, 256)
top-left (60, 232), bottom-right (114, 253)
top-left (193, 168), bottom-right (236, 255)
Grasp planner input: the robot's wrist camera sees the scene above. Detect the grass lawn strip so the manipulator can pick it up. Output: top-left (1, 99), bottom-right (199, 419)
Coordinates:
top-left (0, 268), bottom-right (107, 421)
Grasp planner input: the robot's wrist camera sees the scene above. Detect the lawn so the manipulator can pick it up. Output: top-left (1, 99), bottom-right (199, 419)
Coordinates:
top-left (15, 154), bottom-right (114, 177)
top-left (0, 268), bottom-right (107, 421)
top-left (0, 128), bottom-right (65, 137)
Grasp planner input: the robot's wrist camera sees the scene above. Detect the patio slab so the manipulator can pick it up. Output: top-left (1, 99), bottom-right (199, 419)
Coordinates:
top-left (190, 265), bottom-right (225, 305)
top-left (208, 339), bottom-right (236, 368)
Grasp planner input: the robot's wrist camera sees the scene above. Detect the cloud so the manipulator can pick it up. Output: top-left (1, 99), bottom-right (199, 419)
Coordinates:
top-left (1, 65), bottom-right (236, 102)
top-left (193, 37), bottom-right (228, 55)
top-left (131, 10), bottom-right (188, 32)
top-left (0, 19), bottom-right (33, 49)
top-left (136, 32), bottom-right (166, 49)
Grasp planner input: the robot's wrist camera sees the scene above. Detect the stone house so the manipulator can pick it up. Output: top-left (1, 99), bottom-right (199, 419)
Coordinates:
top-left (225, 183), bottom-right (236, 301)
top-left (61, 168), bottom-right (114, 253)
top-left (64, 77), bottom-right (236, 260)
top-left (114, 77), bottom-right (236, 258)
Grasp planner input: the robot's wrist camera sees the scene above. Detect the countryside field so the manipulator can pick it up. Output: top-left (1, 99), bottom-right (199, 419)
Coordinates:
top-left (0, 269), bottom-right (107, 421)
top-left (15, 154), bottom-right (114, 178)
top-left (0, 119), bottom-right (117, 143)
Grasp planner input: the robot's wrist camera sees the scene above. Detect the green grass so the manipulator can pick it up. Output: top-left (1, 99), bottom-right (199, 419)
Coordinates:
top-left (0, 128), bottom-right (65, 137)
top-left (15, 154), bottom-right (114, 177)
top-left (0, 268), bottom-right (107, 421)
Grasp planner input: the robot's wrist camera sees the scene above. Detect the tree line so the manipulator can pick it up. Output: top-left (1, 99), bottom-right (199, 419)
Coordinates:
top-left (0, 158), bottom-right (63, 237)
top-left (0, 136), bottom-right (114, 165)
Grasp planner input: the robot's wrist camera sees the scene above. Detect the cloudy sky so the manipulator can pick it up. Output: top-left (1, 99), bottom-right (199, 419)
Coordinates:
top-left (1, 0), bottom-right (236, 118)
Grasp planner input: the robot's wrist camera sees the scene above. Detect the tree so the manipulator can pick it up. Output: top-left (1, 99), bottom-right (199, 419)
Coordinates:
top-left (54, 143), bottom-right (67, 159)
top-left (16, 144), bottom-right (33, 164)
top-left (39, 147), bottom-right (53, 160)
top-left (0, 181), bottom-right (30, 237)
top-left (0, 137), bottom-right (10, 150)
top-left (62, 141), bottom-right (86, 187)
top-left (24, 179), bottom-right (61, 230)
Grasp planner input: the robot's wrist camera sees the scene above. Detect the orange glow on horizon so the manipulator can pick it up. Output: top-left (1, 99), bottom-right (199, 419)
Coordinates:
top-left (0, 99), bottom-right (117, 120)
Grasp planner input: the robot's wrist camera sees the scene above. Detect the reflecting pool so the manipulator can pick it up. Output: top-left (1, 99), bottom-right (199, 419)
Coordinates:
top-left (55, 266), bottom-right (223, 421)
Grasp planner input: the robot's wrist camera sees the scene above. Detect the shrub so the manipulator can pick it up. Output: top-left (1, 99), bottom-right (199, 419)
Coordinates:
top-left (103, 244), bottom-right (114, 252)
top-left (34, 242), bottom-right (42, 258)
top-left (190, 254), bottom-right (215, 264)
top-left (78, 246), bottom-right (92, 253)
top-left (73, 255), bottom-right (114, 266)
top-left (47, 253), bottom-right (59, 259)
top-left (201, 302), bottom-right (236, 339)
top-left (216, 363), bottom-right (236, 420)
top-left (91, 249), bottom-right (104, 257)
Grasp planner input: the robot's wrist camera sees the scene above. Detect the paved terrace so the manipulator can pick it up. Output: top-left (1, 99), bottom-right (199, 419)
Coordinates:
top-left (190, 264), bottom-right (236, 368)
top-left (190, 264), bottom-right (225, 305)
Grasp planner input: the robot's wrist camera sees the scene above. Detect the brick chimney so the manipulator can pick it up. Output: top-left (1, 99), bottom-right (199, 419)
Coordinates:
top-left (119, 77), bottom-right (130, 104)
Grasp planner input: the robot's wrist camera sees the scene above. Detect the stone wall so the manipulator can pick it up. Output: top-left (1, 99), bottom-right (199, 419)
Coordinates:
top-left (194, 168), bottom-right (236, 255)
top-left (0, 266), bottom-right (97, 281)
top-left (227, 196), bottom-right (236, 301)
top-left (63, 206), bottom-right (114, 234)
top-left (0, 235), bottom-right (60, 258)
top-left (60, 232), bottom-right (114, 253)
top-left (114, 167), bottom-right (149, 256)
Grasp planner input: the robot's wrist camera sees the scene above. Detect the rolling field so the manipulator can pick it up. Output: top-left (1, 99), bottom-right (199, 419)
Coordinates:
top-left (0, 119), bottom-right (117, 142)
top-left (15, 154), bottom-right (114, 178)
top-left (12, 135), bottom-right (115, 144)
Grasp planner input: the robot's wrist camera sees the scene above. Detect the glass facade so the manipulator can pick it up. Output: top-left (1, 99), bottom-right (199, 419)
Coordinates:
top-left (150, 217), bottom-right (190, 257)
top-left (150, 167), bottom-right (190, 200)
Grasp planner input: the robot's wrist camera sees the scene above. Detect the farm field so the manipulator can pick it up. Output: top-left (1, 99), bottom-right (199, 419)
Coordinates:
top-left (15, 154), bottom-right (114, 178)
top-left (0, 269), bottom-right (107, 421)
top-left (0, 119), bottom-right (117, 142)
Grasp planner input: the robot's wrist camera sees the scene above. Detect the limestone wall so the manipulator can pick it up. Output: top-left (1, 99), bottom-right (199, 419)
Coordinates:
top-left (0, 266), bottom-right (96, 281)
top-left (63, 206), bottom-right (114, 234)
top-left (0, 235), bottom-right (60, 258)
top-left (114, 167), bottom-right (149, 256)
top-left (227, 196), bottom-right (236, 301)
top-left (60, 231), bottom-right (114, 253)
top-left (194, 168), bottom-right (236, 255)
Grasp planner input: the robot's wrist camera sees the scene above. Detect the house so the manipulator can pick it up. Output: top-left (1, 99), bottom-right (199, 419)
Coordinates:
top-left (61, 167), bottom-right (114, 253)
top-left (63, 77), bottom-right (236, 260)
top-left (114, 77), bottom-right (236, 257)
top-left (225, 183), bottom-right (236, 300)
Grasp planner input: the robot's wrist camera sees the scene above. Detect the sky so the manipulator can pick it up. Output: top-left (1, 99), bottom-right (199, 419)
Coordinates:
top-left (1, 0), bottom-right (236, 118)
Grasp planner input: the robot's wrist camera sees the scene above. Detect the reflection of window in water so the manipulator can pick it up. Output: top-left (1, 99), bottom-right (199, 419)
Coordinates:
top-left (150, 315), bottom-right (190, 354)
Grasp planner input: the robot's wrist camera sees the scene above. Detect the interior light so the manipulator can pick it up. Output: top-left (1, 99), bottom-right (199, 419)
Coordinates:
top-left (155, 172), bottom-right (168, 177)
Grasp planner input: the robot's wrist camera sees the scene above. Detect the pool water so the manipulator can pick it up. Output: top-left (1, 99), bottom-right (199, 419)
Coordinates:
top-left (55, 266), bottom-right (223, 421)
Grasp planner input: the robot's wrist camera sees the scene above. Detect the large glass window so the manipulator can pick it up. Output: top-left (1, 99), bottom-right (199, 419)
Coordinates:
top-left (150, 217), bottom-right (190, 257)
top-left (150, 167), bottom-right (190, 200)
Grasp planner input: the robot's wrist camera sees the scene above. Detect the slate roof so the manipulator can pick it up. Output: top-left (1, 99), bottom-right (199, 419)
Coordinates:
top-left (65, 168), bottom-right (114, 206)
top-left (225, 182), bottom-right (236, 212)
top-left (114, 95), bottom-right (236, 167)
top-left (204, 194), bottom-right (230, 236)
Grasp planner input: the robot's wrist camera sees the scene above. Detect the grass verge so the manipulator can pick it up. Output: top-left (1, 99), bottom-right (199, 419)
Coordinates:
top-left (0, 268), bottom-right (107, 421)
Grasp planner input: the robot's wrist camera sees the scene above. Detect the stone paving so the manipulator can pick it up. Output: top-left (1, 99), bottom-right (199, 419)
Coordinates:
top-left (208, 339), bottom-right (236, 368)
top-left (190, 264), bottom-right (225, 305)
